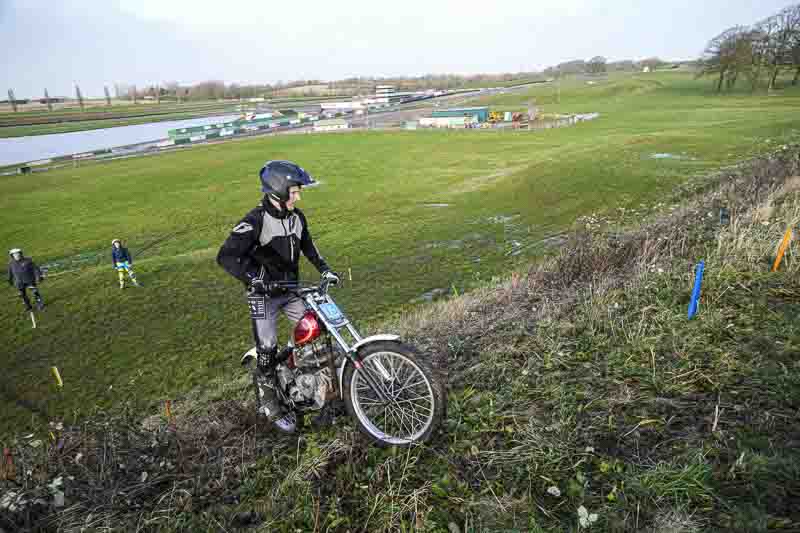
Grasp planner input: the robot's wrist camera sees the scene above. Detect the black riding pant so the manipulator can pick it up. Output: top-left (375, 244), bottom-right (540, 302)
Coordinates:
top-left (18, 284), bottom-right (42, 310)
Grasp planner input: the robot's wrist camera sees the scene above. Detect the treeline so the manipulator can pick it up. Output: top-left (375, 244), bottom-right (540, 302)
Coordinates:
top-left (115, 73), bottom-right (555, 102)
top-left (111, 56), bottom-right (685, 103)
top-left (115, 81), bottom-right (276, 102)
top-left (697, 3), bottom-right (800, 91)
top-left (542, 57), bottom-right (673, 76)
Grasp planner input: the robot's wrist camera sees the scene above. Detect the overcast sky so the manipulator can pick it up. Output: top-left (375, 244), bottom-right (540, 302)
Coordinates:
top-left (1, 0), bottom-right (795, 98)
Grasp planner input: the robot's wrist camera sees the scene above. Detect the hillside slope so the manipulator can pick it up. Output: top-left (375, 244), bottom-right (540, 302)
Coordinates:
top-left (3, 147), bottom-right (799, 532)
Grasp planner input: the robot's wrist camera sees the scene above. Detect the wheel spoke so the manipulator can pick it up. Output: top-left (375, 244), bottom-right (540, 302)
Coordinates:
top-left (350, 350), bottom-right (437, 444)
top-left (394, 401), bottom-right (428, 428)
top-left (391, 396), bottom-right (433, 411)
top-left (390, 378), bottom-right (428, 397)
top-left (388, 403), bottom-right (415, 437)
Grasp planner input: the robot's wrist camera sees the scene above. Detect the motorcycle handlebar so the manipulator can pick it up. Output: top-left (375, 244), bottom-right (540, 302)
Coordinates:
top-left (272, 279), bottom-right (338, 295)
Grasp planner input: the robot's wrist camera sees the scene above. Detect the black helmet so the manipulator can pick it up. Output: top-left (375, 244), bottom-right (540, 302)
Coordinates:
top-left (259, 160), bottom-right (315, 206)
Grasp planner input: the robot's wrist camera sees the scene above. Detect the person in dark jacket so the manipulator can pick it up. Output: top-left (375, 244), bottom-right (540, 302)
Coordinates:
top-left (217, 160), bottom-right (339, 433)
top-left (7, 248), bottom-right (45, 312)
top-left (111, 239), bottom-right (139, 289)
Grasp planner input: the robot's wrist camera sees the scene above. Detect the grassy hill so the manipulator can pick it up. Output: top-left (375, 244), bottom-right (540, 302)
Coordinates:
top-left (2, 71), bottom-right (799, 437)
top-left (4, 146), bottom-right (799, 533)
top-left (1, 72), bottom-right (800, 531)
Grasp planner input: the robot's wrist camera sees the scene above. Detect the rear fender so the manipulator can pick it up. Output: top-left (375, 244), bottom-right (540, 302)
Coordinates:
top-left (337, 334), bottom-right (400, 397)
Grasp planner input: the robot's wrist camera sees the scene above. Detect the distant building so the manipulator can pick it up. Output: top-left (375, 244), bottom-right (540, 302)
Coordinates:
top-left (431, 107), bottom-right (489, 123)
top-left (314, 118), bottom-right (349, 132)
top-left (320, 101), bottom-right (364, 111)
top-left (419, 116), bottom-right (477, 128)
top-left (374, 85), bottom-right (408, 104)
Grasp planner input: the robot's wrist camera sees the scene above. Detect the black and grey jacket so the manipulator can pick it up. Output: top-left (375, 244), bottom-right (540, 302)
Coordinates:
top-left (7, 257), bottom-right (43, 289)
top-left (217, 200), bottom-right (330, 287)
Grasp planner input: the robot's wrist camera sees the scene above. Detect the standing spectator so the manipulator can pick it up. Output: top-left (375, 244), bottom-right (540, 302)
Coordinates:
top-left (111, 239), bottom-right (140, 289)
top-left (7, 248), bottom-right (45, 312)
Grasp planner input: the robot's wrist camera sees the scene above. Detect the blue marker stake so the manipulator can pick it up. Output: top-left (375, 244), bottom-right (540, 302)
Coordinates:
top-left (688, 260), bottom-right (705, 319)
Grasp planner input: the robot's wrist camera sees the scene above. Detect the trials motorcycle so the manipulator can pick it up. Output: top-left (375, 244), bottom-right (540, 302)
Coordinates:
top-left (241, 279), bottom-right (445, 446)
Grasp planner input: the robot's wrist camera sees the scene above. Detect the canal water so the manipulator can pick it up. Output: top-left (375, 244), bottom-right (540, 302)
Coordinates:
top-left (0, 114), bottom-right (240, 167)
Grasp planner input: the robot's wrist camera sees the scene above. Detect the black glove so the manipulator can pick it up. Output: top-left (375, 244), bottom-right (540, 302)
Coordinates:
top-left (248, 276), bottom-right (284, 297)
top-left (249, 278), bottom-right (268, 295)
top-left (321, 270), bottom-right (340, 285)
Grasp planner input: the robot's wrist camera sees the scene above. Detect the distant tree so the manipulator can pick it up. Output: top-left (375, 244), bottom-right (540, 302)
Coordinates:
top-left (163, 81), bottom-right (180, 100)
top-left (188, 80), bottom-right (225, 101)
top-left (758, 5), bottom-right (800, 89)
top-left (587, 56), bottom-right (607, 74)
top-left (7, 89), bottom-right (17, 112)
top-left (556, 59), bottom-right (587, 75)
top-left (791, 32), bottom-right (800, 84)
top-left (75, 84), bottom-right (84, 110)
top-left (696, 27), bottom-right (750, 91)
top-left (608, 60), bottom-right (636, 71)
top-left (227, 83), bottom-right (241, 100)
top-left (639, 57), bottom-right (667, 71)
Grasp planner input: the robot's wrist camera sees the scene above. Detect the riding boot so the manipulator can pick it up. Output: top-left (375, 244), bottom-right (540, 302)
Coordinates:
top-left (19, 289), bottom-right (32, 312)
top-left (254, 348), bottom-right (296, 434)
top-left (252, 366), bottom-right (281, 419)
top-left (32, 288), bottom-right (44, 310)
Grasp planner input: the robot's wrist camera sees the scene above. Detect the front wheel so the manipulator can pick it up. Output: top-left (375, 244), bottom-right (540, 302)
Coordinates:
top-left (343, 341), bottom-right (445, 446)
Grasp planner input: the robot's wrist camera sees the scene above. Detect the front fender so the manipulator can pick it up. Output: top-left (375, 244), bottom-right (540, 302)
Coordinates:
top-left (241, 346), bottom-right (258, 366)
top-left (337, 334), bottom-right (400, 397)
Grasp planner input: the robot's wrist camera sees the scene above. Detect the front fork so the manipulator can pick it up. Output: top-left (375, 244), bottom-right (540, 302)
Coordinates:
top-left (303, 293), bottom-right (394, 403)
top-left (342, 352), bottom-right (393, 402)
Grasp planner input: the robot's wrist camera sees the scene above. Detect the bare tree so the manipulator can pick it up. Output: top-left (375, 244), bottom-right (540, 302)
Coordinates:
top-left (587, 56), bottom-right (607, 74)
top-left (639, 57), bottom-right (667, 72)
top-left (75, 84), bottom-right (84, 110)
top-left (697, 26), bottom-right (750, 92)
top-left (608, 60), bottom-right (636, 71)
top-left (188, 80), bottom-right (225, 101)
top-left (759, 5), bottom-right (800, 90)
top-left (104, 86), bottom-right (111, 106)
top-left (163, 81), bottom-right (180, 100)
top-left (7, 89), bottom-right (17, 112)
top-left (44, 88), bottom-right (53, 111)
top-left (792, 33), bottom-right (800, 84)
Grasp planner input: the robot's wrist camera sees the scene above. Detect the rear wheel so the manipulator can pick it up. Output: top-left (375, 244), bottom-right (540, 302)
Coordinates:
top-left (343, 341), bottom-right (445, 446)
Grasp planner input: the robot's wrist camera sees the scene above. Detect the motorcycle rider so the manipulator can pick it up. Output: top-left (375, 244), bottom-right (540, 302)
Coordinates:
top-left (217, 160), bottom-right (339, 434)
top-left (7, 248), bottom-right (45, 312)
top-left (111, 239), bottom-right (140, 289)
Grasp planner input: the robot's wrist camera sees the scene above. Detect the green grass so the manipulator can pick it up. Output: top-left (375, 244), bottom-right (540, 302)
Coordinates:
top-left (1, 71), bottom-right (799, 440)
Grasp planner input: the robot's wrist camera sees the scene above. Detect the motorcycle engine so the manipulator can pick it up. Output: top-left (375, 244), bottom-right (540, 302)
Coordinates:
top-left (276, 343), bottom-right (336, 410)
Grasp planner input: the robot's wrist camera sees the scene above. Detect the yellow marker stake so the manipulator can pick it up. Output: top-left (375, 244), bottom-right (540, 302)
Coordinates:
top-left (51, 367), bottom-right (63, 388)
top-left (30, 312), bottom-right (36, 329)
top-left (772, 227), bottom-right (793, 272)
